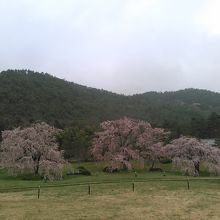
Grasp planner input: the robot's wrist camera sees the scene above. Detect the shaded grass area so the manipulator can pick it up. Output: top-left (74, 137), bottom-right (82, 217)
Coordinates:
top-left (0, 162), bottom-right (217, 190)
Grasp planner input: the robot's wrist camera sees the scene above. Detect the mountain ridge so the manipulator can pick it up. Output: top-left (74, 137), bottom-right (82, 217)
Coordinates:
top-left (1, 69), bottom-right (220, 138)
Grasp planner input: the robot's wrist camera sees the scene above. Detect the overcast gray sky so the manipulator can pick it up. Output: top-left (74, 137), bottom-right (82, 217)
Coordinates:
top-left (1, 0), bottom-right (220, 94)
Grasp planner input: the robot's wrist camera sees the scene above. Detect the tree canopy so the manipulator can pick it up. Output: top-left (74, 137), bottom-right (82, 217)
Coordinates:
top-left (1, 70), bottom-right (220, 140)
top-left (90, 117), bottom-right (168, 171)
top-left (166, 136), bottom-right (220, 176)
top-left (0, 122), bottom-right (64, 180)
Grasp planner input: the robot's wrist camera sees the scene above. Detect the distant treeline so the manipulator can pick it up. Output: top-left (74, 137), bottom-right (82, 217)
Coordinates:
top-left (1, 69), bottom-right (220, 158)
top-left (163, 111), bottom-right (220, 139)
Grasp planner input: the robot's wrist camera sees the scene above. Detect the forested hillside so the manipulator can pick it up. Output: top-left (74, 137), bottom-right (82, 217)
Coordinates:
top-left (1, 69), bottom-right (220, 139)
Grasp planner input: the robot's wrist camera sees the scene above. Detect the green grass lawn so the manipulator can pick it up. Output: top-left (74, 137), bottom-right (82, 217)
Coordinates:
top-left (0, 162), bottom-right (219, 219)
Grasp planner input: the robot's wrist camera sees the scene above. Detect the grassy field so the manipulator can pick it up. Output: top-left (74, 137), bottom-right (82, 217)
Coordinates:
top-left (0, 162), bottom-right (219, 220)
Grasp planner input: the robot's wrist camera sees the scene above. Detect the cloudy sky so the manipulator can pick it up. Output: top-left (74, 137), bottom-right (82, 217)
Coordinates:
top-left (0, 0), bottom-right (220, 94)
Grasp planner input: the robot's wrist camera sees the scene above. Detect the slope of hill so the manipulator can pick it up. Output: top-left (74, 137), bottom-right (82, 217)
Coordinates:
top-left (1, 69), bottom-right (220, 138)
top-left (0, 70), bottom-right (130, 129)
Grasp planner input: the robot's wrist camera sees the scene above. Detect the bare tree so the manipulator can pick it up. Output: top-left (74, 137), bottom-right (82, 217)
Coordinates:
top-left (90, 117), bottom-right (168, 171)
top-left (0, 122), bottom-right (64, 180)
top-left (165, 136), bottom-right (220, 176)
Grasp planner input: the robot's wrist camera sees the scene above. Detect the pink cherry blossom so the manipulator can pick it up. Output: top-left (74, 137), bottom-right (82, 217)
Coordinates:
top-left (0, 122), bottom-right (64, 180)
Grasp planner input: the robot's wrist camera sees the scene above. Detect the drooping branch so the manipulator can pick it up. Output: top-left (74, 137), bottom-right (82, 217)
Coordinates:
top-left (90, 117), bottom-right (168, 170)
top-left (165, 136), bottom-right (220, 176)
top-left (0, 122), bottom-right (65, 180)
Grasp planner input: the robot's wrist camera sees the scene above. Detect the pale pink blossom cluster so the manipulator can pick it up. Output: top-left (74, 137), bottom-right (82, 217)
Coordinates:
top-left (0, 122), bottom-right (64, 180)
top-left (90, 117), bottom-right (220, 175)
top-left (90, 117), bottom-right (168, 170)
top-left (166, 136), bottom-right (220, 176)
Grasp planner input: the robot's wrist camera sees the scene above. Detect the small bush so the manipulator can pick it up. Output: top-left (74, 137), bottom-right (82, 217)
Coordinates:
top-left (149, 167), bottom-right (163, 172)
top-left (160, 159), bottom-right (172, 164)
top-left (103, 166), bottom-right (120, 173)
top-left (76, 166), bottom-right (91, 176)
